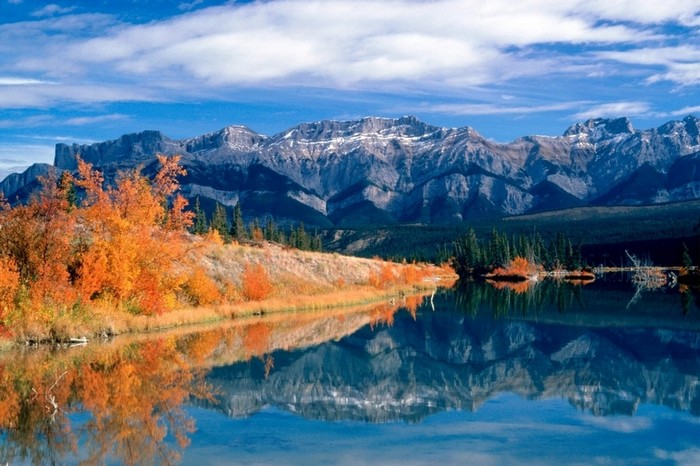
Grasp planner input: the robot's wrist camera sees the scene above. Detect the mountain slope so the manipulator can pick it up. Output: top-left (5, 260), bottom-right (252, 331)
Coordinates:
top-left (2, 115), bottom-right (700, 226)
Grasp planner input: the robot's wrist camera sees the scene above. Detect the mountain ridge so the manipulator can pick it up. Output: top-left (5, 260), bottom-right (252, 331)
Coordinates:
top-left (2, 115), bottom-right (700, 227)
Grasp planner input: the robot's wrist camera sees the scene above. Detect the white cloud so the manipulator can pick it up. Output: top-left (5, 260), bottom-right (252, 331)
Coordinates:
top-left (573, 0), bottom-right (700, 26)
top-left (597, 46), bottom-right (700, 67)
top-left (0, 143), bottom-right (54, 165)
top-left (0, 114), bottom-right (53, 128)
top-left (0, 77), bottom-right (51, 85)
top-left (648, 63), bottom-right (700, 86)
top-left (178, 0), bottom-right (204, 11)
top-left (0, 113), bottom-right (128, 129)
top-left (424, 101), bottom-right (585, 116)
top-left (0, 0), bottom-right (697, 108)
top-left (30, 4), bottom-right (76, 18)
top-left (582, 415), bottom-right (652, 433)
top-left (0, 82), bottom-right (159, 109)
top-left (64, 0), bottom-right (649, 88)
top-left (670, 105), bottom-right (700, 116)
top-left (655, 448), bottom-right (700, 466)
top-left (63, 113), bottom-right (129, 126)
top-left (572, 101), bottom-right (653, 120)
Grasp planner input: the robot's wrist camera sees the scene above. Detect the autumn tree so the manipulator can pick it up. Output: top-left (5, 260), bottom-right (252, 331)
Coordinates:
top-left (183, 267), bottom-right (222, 306)
top-left (241, 263), bottom-right (273, 301)
top-left (72, 154), bottom-right (193, 315)
top-left (0, 257), bottom-right (19, 324)
top-left (0, 170), bottom-right (76, 314)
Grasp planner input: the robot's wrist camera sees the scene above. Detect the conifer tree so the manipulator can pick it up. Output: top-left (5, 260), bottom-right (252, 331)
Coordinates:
top-left (192, 196), bottom-right (208, 234)
top-left (231, 202), bottom-right (246, 241)
top-left (210, 202), bottom-right (230, 242)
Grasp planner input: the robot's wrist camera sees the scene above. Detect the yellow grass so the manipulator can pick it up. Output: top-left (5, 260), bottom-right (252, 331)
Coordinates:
top-left (7, 239), bottom-right (456, 343)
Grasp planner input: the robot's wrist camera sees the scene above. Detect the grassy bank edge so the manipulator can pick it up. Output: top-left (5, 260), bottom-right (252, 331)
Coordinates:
top-left (2, 275), bottom-right (455, 350)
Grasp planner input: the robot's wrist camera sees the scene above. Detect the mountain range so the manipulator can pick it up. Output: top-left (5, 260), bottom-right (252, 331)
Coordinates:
top-left (2, 115), bottom-right (700, 227)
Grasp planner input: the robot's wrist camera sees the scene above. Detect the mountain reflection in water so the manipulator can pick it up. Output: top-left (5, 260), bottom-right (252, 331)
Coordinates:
top-left (1, 280), bottom-right (699, 464)
top-left (207, 279), bottom-right (700, 422)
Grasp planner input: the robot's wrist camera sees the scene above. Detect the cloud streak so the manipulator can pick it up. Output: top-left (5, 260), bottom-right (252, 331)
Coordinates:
top-left (0, 0), bottom-right (697, 111)
top-left (424, 101), bottom-right (586, 117)
top-left (572, 101), bottom-right (653, 120)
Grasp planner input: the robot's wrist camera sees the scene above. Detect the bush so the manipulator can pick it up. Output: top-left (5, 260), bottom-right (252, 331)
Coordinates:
top-left (0, 257), bottom-right (19, 319)
top-left (241, 263), bottom-right (273, 301)
top-left (183, 267), bottom-right (222, 306)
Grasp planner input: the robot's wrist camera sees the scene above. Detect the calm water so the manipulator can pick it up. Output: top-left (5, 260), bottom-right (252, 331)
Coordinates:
top-left (2, 277), bottom-right (700, 465)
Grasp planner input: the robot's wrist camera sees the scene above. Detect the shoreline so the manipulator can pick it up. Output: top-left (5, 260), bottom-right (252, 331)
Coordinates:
top-left (3, 273), bottom-right (457, 350)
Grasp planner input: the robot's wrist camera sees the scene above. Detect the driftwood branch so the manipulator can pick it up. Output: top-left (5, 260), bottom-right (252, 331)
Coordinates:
top-left (45, 370), bottom-right (68, 422)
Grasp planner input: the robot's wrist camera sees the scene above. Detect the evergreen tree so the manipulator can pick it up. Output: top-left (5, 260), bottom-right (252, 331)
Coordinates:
top-left (554, 232), bottom-right (567, 269)
top-left (264, 217), bottom-right (278, 242)
top-left (452, 227), bottom-right (585, 279)
top-left (295, 222), bottom-right (311, 250)
top-left (501, 232), bottom-right (511, 265)
top-left (59, 171), bottom-right (77, 210)
top-left (192, 196), bottom-right (208, 234)
top-left (210, 202), bottom-right (230, 241)
top-left (231, 202), bottom-right (246, 241)
top-left (311, 229), bottom-right (323, 252)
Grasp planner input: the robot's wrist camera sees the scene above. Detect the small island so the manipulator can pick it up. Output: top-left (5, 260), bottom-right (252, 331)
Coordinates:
top-left (451, 228), bottom-right (596, 285)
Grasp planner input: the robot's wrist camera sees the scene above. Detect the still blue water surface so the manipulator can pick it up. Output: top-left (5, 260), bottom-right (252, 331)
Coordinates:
top-left (3, 277), bottom-right (700, 465)
top-left (180, 278), bottom-right (700, 465)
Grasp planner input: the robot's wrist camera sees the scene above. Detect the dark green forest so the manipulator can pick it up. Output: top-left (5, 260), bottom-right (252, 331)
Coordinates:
top-left (321, 200), bottom-right (700, 267)
top-left (190, 197), bottom-right (323, 252)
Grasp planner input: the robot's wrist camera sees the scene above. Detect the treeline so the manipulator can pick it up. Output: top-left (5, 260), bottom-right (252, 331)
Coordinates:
top-left (452, 228), bottom-right (584, 278)
top-left (191, 198), bottom-right (322, 252)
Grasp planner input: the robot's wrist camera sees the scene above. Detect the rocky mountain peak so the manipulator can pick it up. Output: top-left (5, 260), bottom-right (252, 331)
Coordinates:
top-left (682, 115), bottom-right (699, 140)
top-left (184, 125), bottom-right (264, 156)
top-left (563, 117), bottom-right (634, 139)
top-left (54, 129), bottom-right (176, 170)
top-left (276, 115), bottom-right (441, 143)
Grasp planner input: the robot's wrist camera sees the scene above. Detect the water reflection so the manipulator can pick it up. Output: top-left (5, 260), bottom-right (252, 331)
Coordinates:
top-left (206, 280), bottom-right (700, 423)
top-left (1, 282), bottom-right (700, 463)
top-left (0, 302), bottom-right (404, 465)
top-left (0, 337), bottom-right (213, 465)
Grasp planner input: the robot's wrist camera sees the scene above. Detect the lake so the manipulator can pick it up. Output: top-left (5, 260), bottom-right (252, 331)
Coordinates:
top-left (2, 276), bottom-right (700, 465)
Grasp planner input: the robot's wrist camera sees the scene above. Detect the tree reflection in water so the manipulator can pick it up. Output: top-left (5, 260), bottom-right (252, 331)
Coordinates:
top-left (0, 336), bottom-right (213, 465)
top-left (2, 282), bottom-right (699, 463)
top-left (0, 299), bottom-right (412, 465)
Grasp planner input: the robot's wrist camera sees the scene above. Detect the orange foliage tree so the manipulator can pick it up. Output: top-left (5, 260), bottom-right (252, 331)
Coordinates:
top-left (183, 267), bottom-right (222, 306)
top-left (241, 263), bottom-right (273, 301)
top-left (0, 171), bottom-right (76, 327)
top-left (0, 257), bottom-right (19, 333)
top-left (490, 256), bottom-right (540, 279)
top-left (0, 153), bottom-right (196, 337)
top-left (71, 155), bottom-right (194, 315)
top-left (369, 262), bottom-right (399, 289)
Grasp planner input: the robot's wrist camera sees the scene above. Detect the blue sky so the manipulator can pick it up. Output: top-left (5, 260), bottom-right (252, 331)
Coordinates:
top-left (1, 0), bottom-right (699, 178)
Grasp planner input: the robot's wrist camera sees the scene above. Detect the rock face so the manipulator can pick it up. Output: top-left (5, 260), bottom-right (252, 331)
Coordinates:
top-left (2, 115), bottom-right (700, 225)
top-left (0, 163), bottom-right (55, 202)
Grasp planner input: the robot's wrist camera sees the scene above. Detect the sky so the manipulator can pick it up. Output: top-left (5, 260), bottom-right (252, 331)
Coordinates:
top-left (0, 0), bottom-right (699, 178)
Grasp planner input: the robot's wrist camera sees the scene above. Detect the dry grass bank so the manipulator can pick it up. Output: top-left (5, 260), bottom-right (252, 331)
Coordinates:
top-left (13, 239), bottom-right (456, 343)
